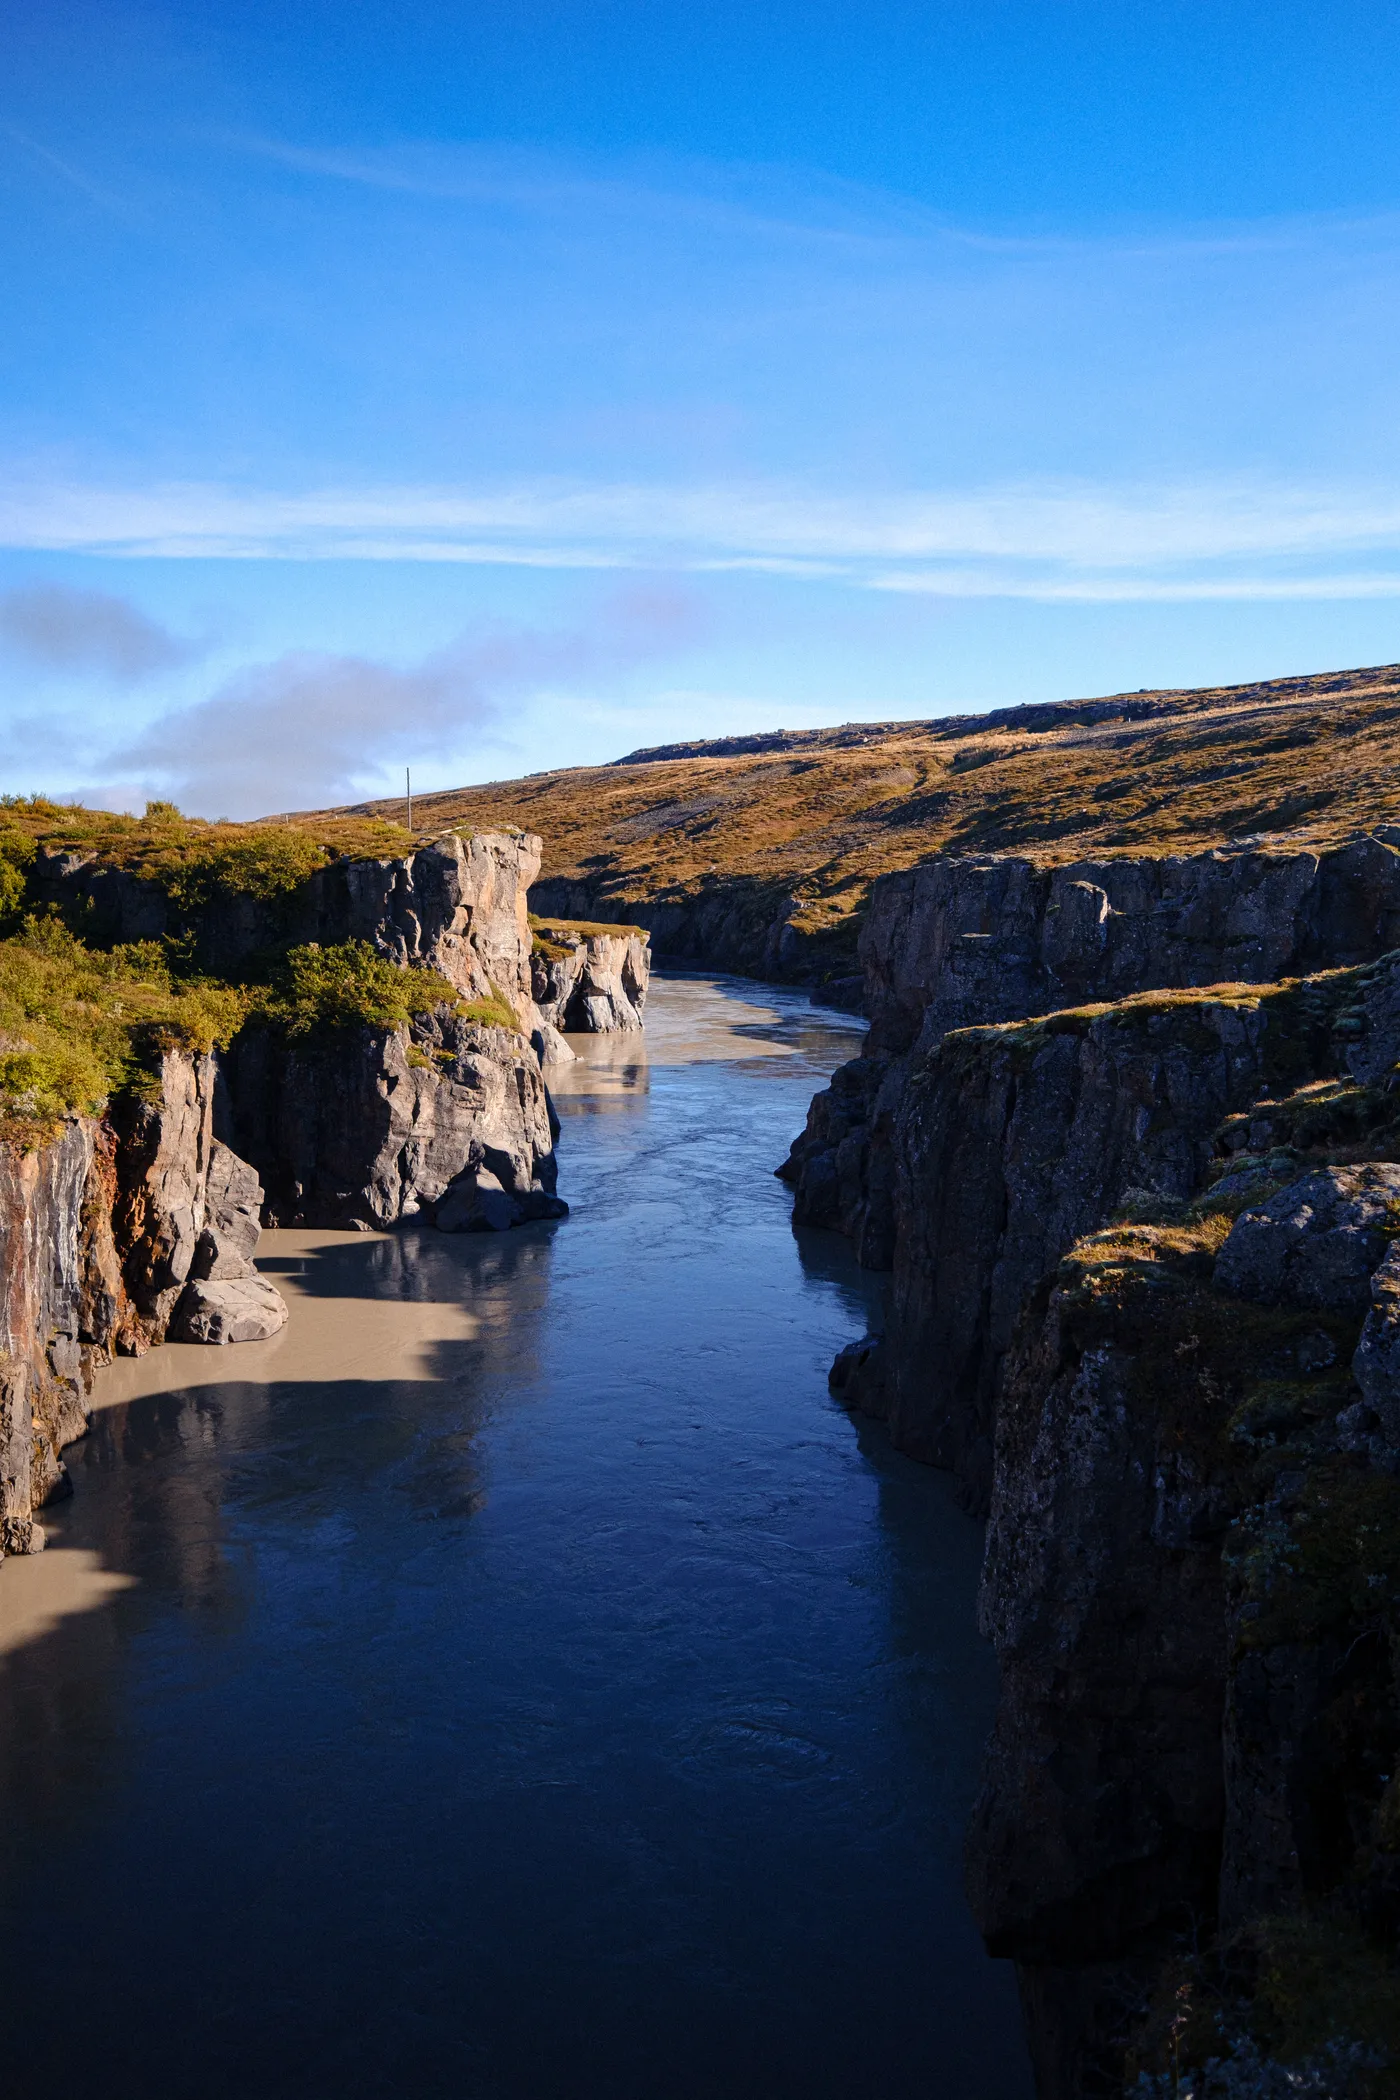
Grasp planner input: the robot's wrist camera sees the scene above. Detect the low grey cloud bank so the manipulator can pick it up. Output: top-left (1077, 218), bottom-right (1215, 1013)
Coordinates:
top-left (0, 580), bottom-right (199, 679)
top-left (85, 590), bottom-right (695, 817)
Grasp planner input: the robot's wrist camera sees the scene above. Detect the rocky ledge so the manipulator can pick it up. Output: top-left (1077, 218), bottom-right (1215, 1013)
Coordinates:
top-left (529, 919), bottom-right (650, 1046)
top-left (1, 1050), bottom-right (286, 1557)
top-left (969, 1149), bottom-right (1400, 2095)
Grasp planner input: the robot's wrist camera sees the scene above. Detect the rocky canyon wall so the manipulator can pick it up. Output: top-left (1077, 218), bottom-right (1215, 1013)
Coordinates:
top-left (530, 924), bottom-right (649, 1037)
top-left (0, 1052), bottom-right (286, 1558)
top-left (967, 1121), bottom-right (1400, 2091)
top-left (799, 841), bottom-right (1400, 2090)
top-left (786, 835), bottom-right (1400, 1268)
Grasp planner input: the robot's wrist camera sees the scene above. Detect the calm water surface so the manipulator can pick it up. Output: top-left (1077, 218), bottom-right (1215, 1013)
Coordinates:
top-left (0, 975), bottom-right (1030, 2099)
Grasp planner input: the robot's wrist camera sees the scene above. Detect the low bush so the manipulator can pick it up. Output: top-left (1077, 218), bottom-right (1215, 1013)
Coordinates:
top-left (0, 916), bottom-right (245, 1136)
top-left (260, 941), bottom-right (462, 1039)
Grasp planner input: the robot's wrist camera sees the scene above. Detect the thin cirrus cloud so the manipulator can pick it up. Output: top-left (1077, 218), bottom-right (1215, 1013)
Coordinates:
top-left (3, 474), bottom-right (1400, 601)
top-left (85, 588), bottom-right (698, 817)
top-left (0, 580), bottom-right (202, 680)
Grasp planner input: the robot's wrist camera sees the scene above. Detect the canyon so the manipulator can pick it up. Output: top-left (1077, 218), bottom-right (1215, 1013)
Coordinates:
top-left (7, 665), bottom-right (1400, 2095)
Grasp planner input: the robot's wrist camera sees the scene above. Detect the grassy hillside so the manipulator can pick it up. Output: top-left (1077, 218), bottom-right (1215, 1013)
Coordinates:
top-left (298, 662), bottom-right (1400, 972)
top-left (0, 797), bottom-right (413, 905)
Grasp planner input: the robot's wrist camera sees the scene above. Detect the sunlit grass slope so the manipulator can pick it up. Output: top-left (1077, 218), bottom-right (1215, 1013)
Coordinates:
top-left (300, 662), bottom-right (1400, 960)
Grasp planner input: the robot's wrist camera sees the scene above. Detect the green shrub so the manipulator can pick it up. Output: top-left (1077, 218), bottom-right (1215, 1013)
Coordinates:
top-left (0, 860), bottom-right (25, 930)
top-left (161, 828), bottom-right (329, 912)
top-left (0, 916), bottom-right (246, 1137)
top-left (261, 941), bottom-right (461, 1038)
top-left (458, 988), bottom-right (521, 1032)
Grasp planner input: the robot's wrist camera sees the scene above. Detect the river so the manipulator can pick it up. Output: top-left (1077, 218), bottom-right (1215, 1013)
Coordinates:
top-left (0, 974), bottom-right (1031, 2099)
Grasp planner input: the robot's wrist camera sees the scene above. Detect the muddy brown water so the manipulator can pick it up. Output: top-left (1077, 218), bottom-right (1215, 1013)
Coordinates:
top-left (0, 974), bottom-right (1031, 2099)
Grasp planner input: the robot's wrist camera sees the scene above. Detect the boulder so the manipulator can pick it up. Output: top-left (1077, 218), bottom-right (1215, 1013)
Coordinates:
top-left (1214, 1163), bottom-right (1400, 1313)
top-left (435, 1167), bottom-right (520, 1234)
top-left (434, 1164), bottom-right (568, 1232)
top-left (190, 1139), bottom-right (265, 1280)
top-left (171, 1275), bottom-right (289, 1344)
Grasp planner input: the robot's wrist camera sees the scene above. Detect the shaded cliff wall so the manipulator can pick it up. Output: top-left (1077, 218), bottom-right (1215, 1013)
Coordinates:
top-left (527, 871), bottom-right (830, 982)
top-left (829, 955), bottom-right (1400, 2092)
top-left (969, 1147), bottom-right (1400, 2095)
top-left (0, 1052), bottom-right (284, 1557)
top-left (784, 837), bottom-right (1400, 1269)
top-left (224, 1008), bottom-right (565, 1231)
top-left (854, 991), bottom-right (1314, 1506)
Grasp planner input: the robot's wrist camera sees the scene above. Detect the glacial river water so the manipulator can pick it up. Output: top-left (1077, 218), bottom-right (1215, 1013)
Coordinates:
top-left (0, 975), bottom-right (1031, 2100)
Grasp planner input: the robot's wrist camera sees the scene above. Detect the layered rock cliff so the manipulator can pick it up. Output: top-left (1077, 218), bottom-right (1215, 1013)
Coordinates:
top-left (530, 921), bottom-right (649, 1036)
top-left (784, 837), bottom-right (1400, 1274)
top-left (801, 848), bottom-right (1400, 2091)
top-left (968, 1120), bottom-right (1400, 2092)
top-left (833, 969), bottom-right (1361, 1511)
top-left (0, 1051), bottom-right (286, 1558)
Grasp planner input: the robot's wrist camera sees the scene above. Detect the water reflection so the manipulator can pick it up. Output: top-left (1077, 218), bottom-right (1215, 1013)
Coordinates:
top-left (0, 974), bottom-right (1029, 2100)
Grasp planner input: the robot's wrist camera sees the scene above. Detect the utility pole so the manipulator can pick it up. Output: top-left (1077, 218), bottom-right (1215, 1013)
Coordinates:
top-left (406, 767), bottom-right (413, 837)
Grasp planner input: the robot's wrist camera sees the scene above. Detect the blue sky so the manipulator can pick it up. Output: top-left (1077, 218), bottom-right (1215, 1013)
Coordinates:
top-left (3, 2), bottom-right (1400, 815)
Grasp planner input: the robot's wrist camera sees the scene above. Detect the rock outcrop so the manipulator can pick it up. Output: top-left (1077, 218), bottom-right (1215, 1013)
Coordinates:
top-left (849, 970), bottom-right (1367, 1510)
top-left (969, 1151), bottom-right (1400, 2095)
top-left (33, 827), bottom-right (545, 1021)
top-left (0, 1052), bottom-right (287, 1557)
top-left (1, 829), bottom-right (574, 1557)
top-left (32, 826), bottom-right (571, 1236)
top-left (223, 1007), bottom-right (565, 1232)
top-left (530, 923), bottom-right (649, 1035)
top-left (782, 836), bottom-right (1400, 1268)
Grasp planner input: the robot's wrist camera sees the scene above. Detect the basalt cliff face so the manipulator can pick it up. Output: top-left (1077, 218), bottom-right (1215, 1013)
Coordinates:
top-left (967, 1131), bottom-right (1400, 2093)
top-left (0, 1052), bottom-right (285, 1557)
top-left (224, 1009), bottom-right (564, 1232)
top-left (530, 923), bottom-right (649, 1037)
top-left (34, 827), bottom-right (542, 1016)
top-left (808, 865), bottom-right (1400, 2091)
top-left (208, 831), bottom-right (570, 1229)
top-left (788, 837), bottom-right (1400, 1273)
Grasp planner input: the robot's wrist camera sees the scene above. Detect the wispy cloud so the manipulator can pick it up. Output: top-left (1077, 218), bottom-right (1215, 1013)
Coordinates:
top-left (3, 126), bottom-right (129, 217)
top-left (4, 474), bottom-right (1400, 602)
top-left (59, 587), bottom-right (696, 816)
top-left (0, 581), bottom-right (201, 679)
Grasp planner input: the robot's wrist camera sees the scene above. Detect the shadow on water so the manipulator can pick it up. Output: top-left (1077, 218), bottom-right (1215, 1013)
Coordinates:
top-left (0, 976), bottom-right (1030, 2100)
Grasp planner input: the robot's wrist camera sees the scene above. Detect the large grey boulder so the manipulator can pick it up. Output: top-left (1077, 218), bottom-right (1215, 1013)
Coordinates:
top-left (432, 1164), bottom-right (568, 1232)
top-left (1214, 1163), bottom-right (1400, 1313)
top-left (190, 1139), bottom-right (264, 1280)
top-left (171, 1275), bottom-right (289, 1344)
